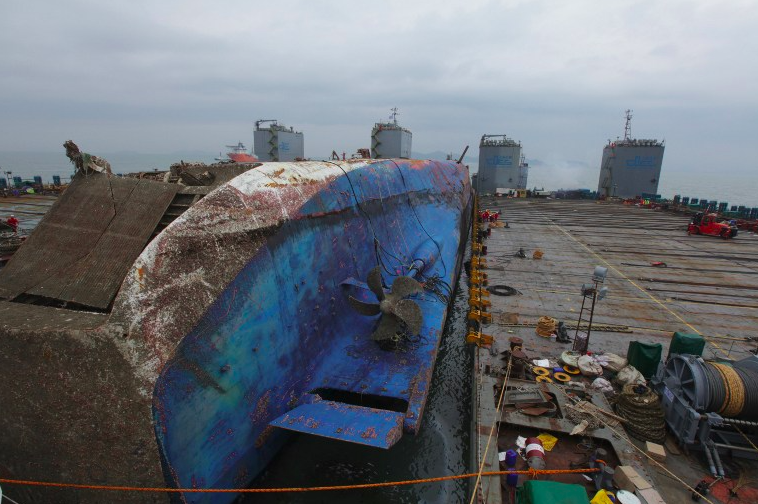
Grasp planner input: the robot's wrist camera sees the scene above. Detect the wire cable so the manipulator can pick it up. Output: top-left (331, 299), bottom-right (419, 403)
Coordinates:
top-left (389, 159), bottom-right (449, 276)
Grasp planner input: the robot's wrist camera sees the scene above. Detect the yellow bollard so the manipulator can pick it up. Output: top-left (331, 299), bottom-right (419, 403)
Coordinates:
top-left (467, 309), bottom-right (492, 323)
top-left (466, 329), bottom-right (494, 347)
top-left (469, 296), bottom-right (492, 308)
top-left (469, 287), bottom-right (490, 297)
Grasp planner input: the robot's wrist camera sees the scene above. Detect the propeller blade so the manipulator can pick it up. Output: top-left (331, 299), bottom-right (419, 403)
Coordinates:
top-left (388, 275), bottom-right (422, 300)
top-left (367, 266), bottom-right (385, 301)
top-left (348, 296), bottom-right (381, 316)
top-left (371, 315), bottom-right (401, 341)
top-left (393, 299), bottom-right (423, 335)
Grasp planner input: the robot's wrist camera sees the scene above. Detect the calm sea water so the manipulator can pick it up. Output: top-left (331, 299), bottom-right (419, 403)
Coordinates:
top-left (2, 151), bottom-right (757, 209)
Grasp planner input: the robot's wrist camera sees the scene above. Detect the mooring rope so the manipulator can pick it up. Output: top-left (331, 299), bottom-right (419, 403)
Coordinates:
top-left (0, 468), bottom-right (600, 495)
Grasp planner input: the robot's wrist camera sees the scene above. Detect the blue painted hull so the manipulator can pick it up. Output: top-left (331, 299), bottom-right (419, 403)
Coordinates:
top-left (151, 159), bottom-right (471, 503)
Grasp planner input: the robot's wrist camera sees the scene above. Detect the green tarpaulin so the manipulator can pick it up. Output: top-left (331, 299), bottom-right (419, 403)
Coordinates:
top-left (516, 480), bottom-right (590, 504)
top-left (627, 341), bottom-right (663, 379)
top-left (668, 332), bottom-right (706, 358)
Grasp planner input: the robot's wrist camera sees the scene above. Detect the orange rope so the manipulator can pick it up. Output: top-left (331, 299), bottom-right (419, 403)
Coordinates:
top-left (0, 468), bottom-right (598, 494)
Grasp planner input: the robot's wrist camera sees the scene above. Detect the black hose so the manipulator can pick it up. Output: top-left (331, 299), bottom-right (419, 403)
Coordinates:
top-left (489, 285), bottom-right (521, 297)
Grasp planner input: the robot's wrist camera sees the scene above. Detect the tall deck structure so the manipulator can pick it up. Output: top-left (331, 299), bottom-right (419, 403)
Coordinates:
top-left (253, 120), bottom-right (305, 161)
top-left (477, 134), bottom-right (523, 194)
top-left (597, 110), bottom-right (665, 198)
top-left (371, 108), bottom-right (412, 159)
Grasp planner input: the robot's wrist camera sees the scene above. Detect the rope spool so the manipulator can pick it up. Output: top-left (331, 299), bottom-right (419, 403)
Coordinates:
top-left (665, 356), bottom-right (758, 422)
top-left (563, 365), bottom-right (580, 375)
top-left (536, 316), bottom-right (557, 337)
top-left (536, 376), bottom-right (553, 383)
top-left (533, 367), bottom-right (550, 377)
top-left (553, 372), bottom-right (571, 383)
top-left (702, 361), bottom-right (757, 420)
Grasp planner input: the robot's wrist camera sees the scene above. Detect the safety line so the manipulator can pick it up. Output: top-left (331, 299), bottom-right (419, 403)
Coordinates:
top-left (469, 353), bottom-right (512, 504)
top-left (0, 468), bottom-right (599, 494)
top-left (732, 424), bottom-right (758, 453)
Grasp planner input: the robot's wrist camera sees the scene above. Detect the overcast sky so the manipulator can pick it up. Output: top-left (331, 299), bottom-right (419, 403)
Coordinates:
top-left (2, 0), bottom-right (757, 187)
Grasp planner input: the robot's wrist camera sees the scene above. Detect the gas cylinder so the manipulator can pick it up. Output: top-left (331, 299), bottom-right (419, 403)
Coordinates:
top-left (525, 437), bottom-right (546, 470)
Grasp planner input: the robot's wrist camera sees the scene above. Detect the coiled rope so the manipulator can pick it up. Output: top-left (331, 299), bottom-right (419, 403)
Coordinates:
top-left (614, 383), bottom-right (667, 443)
top-left (535, 316), bottom-right (556, 337)
top-left (711, 363), bottom-right (745, 417)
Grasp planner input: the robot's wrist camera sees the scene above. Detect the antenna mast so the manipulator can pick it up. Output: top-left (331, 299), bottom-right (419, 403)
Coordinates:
top-left (389, 107), bottom-right (399, 125)
top-left (623, 109), bottom-right (633, 141)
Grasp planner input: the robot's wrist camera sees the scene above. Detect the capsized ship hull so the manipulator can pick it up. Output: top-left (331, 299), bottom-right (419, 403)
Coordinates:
top-left (149, 159), bottom-right (471, 502)
top-left (0, 158), bottom-right (470, 504)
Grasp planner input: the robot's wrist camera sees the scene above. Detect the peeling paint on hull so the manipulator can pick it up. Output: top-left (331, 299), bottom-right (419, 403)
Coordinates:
top-left (0, 159), bottom-right (470, 504)
top-left (150, 159), bottom-right (471, 503)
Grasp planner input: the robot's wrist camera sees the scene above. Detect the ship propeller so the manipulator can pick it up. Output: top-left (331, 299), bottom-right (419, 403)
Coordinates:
top-left (348, 266), bottom-right (424, 342)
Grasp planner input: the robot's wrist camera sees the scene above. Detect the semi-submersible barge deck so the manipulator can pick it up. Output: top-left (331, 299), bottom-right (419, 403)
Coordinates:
top-left (470, 197), bottom-right (758, 503)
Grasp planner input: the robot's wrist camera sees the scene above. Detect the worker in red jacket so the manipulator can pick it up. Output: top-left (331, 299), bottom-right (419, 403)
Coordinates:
top-left (6, 215), bottom-right (19, 233)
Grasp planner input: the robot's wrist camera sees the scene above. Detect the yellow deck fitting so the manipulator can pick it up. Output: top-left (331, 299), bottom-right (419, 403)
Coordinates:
top-left (467, 309), bottom-right (492, 323)
top-left (469, 287), bottom-right (490, 297)
top-left (468, 296), bottom-right (492, 308)
top-left (471, 257), bottom-right (487, 267)
top-left (536, 376), bottom-right (553, 383)
top-left (466, 330), bottom-right (494, 347)
top-left (553, 372), bottom-right (571, 383)
top-left (533, 367), bottom-right (550, 376)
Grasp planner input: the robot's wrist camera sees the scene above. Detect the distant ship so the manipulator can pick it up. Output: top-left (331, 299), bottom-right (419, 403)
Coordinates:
top-left (216, 141), bottom-right (259, 163)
